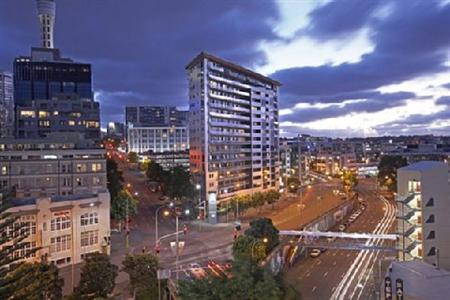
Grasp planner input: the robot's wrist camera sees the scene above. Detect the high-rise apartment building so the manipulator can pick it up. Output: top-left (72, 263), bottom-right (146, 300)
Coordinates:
top-left (0, 71), bottom-right (14, 138)
top-left (186, 52), bottom-right (280, 204)
top-left (396, 161), bottom-right (450, 270)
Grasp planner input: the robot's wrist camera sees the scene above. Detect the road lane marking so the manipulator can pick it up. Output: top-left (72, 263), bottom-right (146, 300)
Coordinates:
top-left (312, 286), bottom-right (317, 292)
top-left (306, 272), bottom-right (311, 278)
top-left (333, 261), bottom-right (337, 266)
top-left (324, 271), bottom-right (328, 277)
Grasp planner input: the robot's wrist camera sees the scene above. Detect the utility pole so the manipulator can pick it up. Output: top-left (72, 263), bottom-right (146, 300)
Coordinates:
top-left (175, 213), bottom-right (180, 280)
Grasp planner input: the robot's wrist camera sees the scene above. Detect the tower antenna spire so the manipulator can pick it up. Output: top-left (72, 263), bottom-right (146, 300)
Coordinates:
top-left (36, 0), bottom-right (56, 48)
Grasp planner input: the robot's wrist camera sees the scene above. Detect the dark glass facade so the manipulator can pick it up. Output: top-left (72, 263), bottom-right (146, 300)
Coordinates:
top-left (14, 55), bottom-right (92, 107)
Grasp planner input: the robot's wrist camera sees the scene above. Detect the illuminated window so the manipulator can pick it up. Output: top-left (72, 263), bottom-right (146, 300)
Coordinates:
top-left (91, 163), bottom-right (102, 172)
top-left (86, 121), bottom-right (99, 128)
top-left (38, 111), bottom-right (49, 118)
top-left (1, 166), bottom-right (7, 175)
top-left (53, 111), bottom-right (59, 116)
top-left (68, 120), bottom-right (76, 126)
top-left (20, 111), bottom-right (35, 118)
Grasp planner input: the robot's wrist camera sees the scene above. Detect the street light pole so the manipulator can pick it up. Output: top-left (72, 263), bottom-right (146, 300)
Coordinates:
top-left (175, 214), bottom-right (180, 281)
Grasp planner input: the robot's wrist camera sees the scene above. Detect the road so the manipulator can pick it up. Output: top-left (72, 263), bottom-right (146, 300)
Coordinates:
top-left (284, 179), bottom-right (397, 300)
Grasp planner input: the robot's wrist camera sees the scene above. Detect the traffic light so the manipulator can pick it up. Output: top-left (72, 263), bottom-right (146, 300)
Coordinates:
top-left (183, 224), bottom-right (188, 235)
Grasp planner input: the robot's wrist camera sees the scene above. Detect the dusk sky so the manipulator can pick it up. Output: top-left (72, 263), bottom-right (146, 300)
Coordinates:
top-left (1, 0), bottom-right (449, 137)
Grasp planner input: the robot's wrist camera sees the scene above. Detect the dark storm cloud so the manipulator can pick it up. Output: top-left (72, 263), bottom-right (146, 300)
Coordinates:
top-left (436, 96), bottom-right (450, 106)
top-left (281, 91), bottom-right (414, 123)
top-left (273, 0), bottom-right (450, 107)
top-left (302, 0), bottom-right (382, 40)
top-left (0, 0), bottom-right (281, 122)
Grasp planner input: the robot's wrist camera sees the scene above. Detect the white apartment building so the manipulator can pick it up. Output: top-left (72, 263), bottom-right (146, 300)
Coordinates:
top-left (127, 126), bottom-right (189, 154)
top-left (0, 134), bottom-right (107, 198)
top-left (186, 52), bottom-right (280, 203)
top-left (396, 161), bottom-right (450, 270)
top-left (3, 191), bottom-right (110, 267)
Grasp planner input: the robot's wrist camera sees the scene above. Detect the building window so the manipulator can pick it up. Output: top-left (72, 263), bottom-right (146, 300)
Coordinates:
top-left (76, 164), bottom-right (87, 172)
top-left (1, 166), bottom-right (7, 175)
top-left (12, 242), bottom-right (37, 259)
top-left (91, 163), bottom-right (102, 172)
top-left (76, 178), bottom-right (82, 186)
top-left (427, 247), bottom-right (436, 256)
top-left (51, 214), bottom-right (71, 231)
top-left (92, 176), bottom-right (101, 185)
top-left (80, 212), bottom-right (98, 226)
top-left (426, 214), bottom-right (435, 223)
top-left (81, 230), bottom-right (99, 247)
top-left (427, 231), bottom-right (435, 239)
top-left (426, 198), bottom-right (434, 207)
top-left (50, 235), bottom-right (71, 253)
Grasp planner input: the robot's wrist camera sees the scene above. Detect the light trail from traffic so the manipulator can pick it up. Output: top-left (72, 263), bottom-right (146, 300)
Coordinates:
top-left (331, 195), bottom-right (396, 300)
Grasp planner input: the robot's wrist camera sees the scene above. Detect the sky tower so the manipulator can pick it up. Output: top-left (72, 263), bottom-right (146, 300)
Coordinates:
top-left (36, 0), bottom-right (56, 48)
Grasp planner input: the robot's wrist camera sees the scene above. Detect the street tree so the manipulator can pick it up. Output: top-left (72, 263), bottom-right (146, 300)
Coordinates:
top-left (245, 218), bottom-right (279, 252)
top-left (341, 169), bottom-right (358, 195)
top-left (266, 190), bottom-right (281, 209)
top-left (378, 155), bottom-right (407, 192)
top-left (127, 151), bottom-right (139, 164)
top-left (74, 253), bottom-right (118, 299)
top-left (122, 253), bottom-right (159, 298)
top-left (9, 261), bottom-right (63, 300)
top-left (232, 235), bottom-right (267, 262)
top-left (146, 160), bottom-right (165, 183)
top-left (111, 190), bottom-right (138, 228)
top-left (178, 257), bottom-right (283, 300)
top-left (107, 158), bottom-right (124, 201)
top-left (162, 166), bottom-right (196, 200)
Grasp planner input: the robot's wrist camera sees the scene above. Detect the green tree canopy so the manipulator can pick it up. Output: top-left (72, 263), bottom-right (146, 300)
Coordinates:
top-left (341, 169), bottom-right (358, 194)
top-left (122, 253), bottom-right (159, 297)
top-left (244, 218), bottom-right (279, 252)
top-left (162, 166), bottom-right (196, 200)
top-left (127, 151), bottom-right (139, 164)
top-left (178, 257), bottom-right (283, 300)
top-left (378, 155), bottom-right (407, 192)
top-left (146, 161), bottom-right (165, 183)
top-left (111, 189), bottom-right (138, 222)
top-left (232, 235), bottom-right (267, 262)
top-left (74, 253), bottom-right (118, 299)
top-left (107, 158), bottom-right (124, 201)
top-left (8, 261), bottom-right (63, 300)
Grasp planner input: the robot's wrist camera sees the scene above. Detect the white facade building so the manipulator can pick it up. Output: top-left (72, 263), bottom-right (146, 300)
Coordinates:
top-left (396, 161), bottom-right (450, 270)
top-left (186, 52), bottom-right (280, 203)
top-left (127, 126), bottom-right (189, 154)
top-left (3, 191), bottom-right (110, 267)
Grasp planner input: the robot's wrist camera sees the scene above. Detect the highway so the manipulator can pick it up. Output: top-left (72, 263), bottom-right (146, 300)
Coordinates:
top-left (284, 179), bottom-right (397, 300)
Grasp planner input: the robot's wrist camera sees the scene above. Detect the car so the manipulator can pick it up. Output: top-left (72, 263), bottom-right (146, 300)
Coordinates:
top-left (338, 224), bottom-right (346, 231)
top-left (188, 263), bottom-right (206, 279)
top-left (320, 247), bottom-right (327, 253)
top-left (310, 249), bottom-right (321, 258)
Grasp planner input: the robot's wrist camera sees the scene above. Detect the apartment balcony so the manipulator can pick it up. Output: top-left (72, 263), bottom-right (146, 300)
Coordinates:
top-left (210, 130), bottom-right (251, 137)
top-left (209, 120), bottom-right (250, 129)
top-left (209, 83), bottom-right (250, 97)
top-left (208, 92), bottom-right (250, 105)
top-left (208, 73), bottom-right (251, 89)
top-left (210, 111), bottom-right (250, 122)
top-left (209, 102), bottom-right (251, 113)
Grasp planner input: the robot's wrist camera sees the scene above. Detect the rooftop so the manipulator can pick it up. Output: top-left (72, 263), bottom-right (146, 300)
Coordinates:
top-left (386, 260), bottom-right (450, 300)
top-left (399, 161), bottom-right (448, 172)
top-left (186, 52), bottom-right (281, 86)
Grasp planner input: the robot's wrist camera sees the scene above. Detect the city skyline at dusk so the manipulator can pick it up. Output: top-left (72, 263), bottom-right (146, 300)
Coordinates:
top-left (1, 0), bottom-right (449, 137)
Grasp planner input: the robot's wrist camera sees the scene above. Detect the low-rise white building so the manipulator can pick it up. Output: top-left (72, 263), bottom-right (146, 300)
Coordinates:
top-left (127, 126), bottom-right (189, 154)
